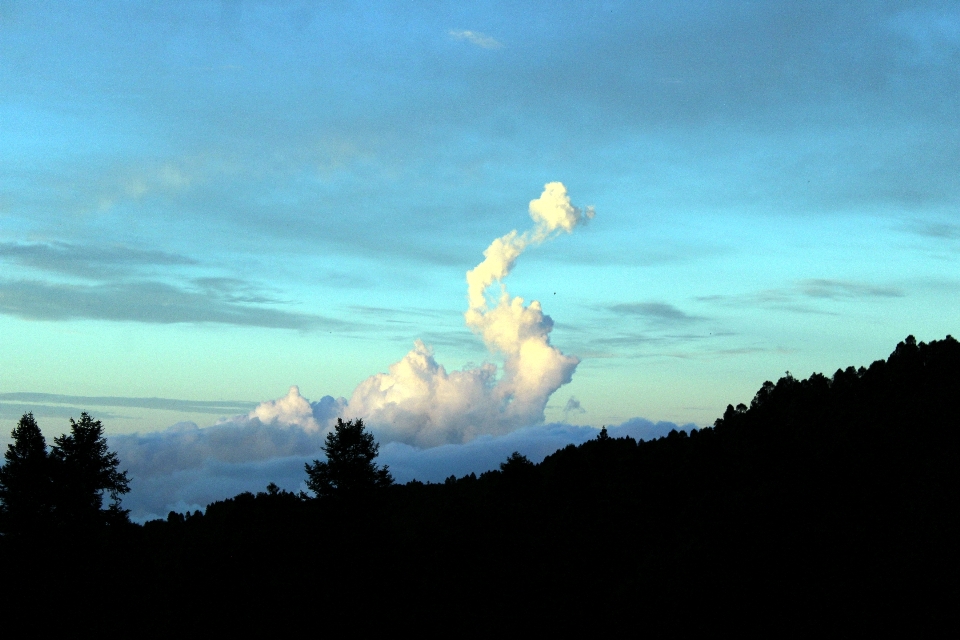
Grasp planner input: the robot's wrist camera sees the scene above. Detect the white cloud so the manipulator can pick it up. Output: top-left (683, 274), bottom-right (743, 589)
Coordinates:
top-left (248, 385), bottom-right (324, 431)
top-left (346, 340), bottom-right (501, 446)
top-left (448, 29), bottom-right (503, 49)
top-left (343, 182), bottom-right (594, 446)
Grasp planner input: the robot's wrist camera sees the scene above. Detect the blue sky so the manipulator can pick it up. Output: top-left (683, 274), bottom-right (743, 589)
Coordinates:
top-left (2, 1), bottom-right (959, 517)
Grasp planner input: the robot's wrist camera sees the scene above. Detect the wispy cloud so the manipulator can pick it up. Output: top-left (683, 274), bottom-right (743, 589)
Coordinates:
top-left (348, 305), bottom-right (455, 319)
top-left (190, 277), bottom-right (287, 305)
top-left (0, 393), bottom-right (256, 415)
top-left (911, 222), bottom-right (960, 239)
top-left (563, 396), bottom-right (586, 417)
top-left (0, 279), bottom-right (352, 330)
top-left (0, 402), bottom-right (122, 421)
top-left (797, 279), bottom-right (904, 300)
top-left (699, 279), bottom-right (905, 313)
top-left (448, 29), bottom-right (503, 49)
top-left (609, 302), bottom-right (706, 324)
top-left (0, 241), bottom-right (197, 278)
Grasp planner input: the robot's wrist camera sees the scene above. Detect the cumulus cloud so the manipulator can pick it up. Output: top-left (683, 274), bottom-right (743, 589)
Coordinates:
top-left (448, 29), bottom-right (503, 49)
top-left (344, 182), bottom-right (594, 446)
top-left (249, 385), bottom-right (325, 431)
top-left (110, 387), bottom-right (344, 520)
top-left (111, 388), bottom-right (342, 480)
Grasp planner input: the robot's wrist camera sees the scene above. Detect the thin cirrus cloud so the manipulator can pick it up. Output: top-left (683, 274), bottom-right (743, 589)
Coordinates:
top-left (0, 241), bottom-right (198, 278)
top-left (0, 392), bottom-right (257, 416)
top-left (0, 279), bottom-right (350, 330)
top-left (698, 279), bottom-right (906, 311)
top-left (448, 29), bottom-right (503, 49)
top-left (608, 302), bottom-right (707, 324)
top-left (797, 279), bottom-right (905, 300)
top-left (912, 222), bottom-right (960, 239)
top-left (0, 402), bottom-right (121, 422)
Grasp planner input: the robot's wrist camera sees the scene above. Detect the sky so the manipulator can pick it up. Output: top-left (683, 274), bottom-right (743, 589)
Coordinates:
top-left (2, 1), bottom-right (959, 519)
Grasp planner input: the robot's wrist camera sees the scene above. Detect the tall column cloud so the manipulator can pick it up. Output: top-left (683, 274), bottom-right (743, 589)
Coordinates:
top-left (344, 182), bottom-right (594, 446)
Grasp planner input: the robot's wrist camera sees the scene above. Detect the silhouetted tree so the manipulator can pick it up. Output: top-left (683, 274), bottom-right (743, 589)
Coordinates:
top-left (500, 451), bottom-right (534, 473)
top-left (50, 412), bottom-right (130, 527)
top-left (304, 418), bottom-right (393, 499)
top-left (0, 413), bottom-right (54, 535)
top-left (499, 451), bottom-right (538, 490)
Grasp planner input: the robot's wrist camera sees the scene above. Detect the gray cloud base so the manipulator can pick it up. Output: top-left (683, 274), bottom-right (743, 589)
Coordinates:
top-left (0, 279), bottom-right (349, 329)
top-left (112, 414), bottom-right (694, 522)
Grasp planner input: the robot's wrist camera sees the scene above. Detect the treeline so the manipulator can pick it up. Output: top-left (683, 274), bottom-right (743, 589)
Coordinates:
top-left (0, 412), bottom-right (130, 537)
top-left (1, 336), bottom-right (958, 630)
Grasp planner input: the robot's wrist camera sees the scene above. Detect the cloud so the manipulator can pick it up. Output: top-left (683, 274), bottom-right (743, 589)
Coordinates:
top-left (247, 385), bottom-right (345, 432)
top-left (448, 29), bottom-right (503, 49)
top-left (109, 386), bottom-right (345, 520)
top-left (119, 454), bottom-right (314, 522)
top-left (112, 389), bottom-right (342, 478)
top-left (0, 241), bottom-right (197, 278)
top-left (0, 402), bottom-right (122, 422)
top-left (0, 279), bottom-right (352, 329)
top-left (698, 278), bottom-right (905, 313)
top-left (911, 222), bottom-right (960, 239)
top-left (0, 392), bottom-right (256, 415)
top-left (113, 409), bottom-right (694, 522)
top-left (563, 396), bottom-right (586, 416)
top-left (605, 417), bottom-right (698, 441)
top-left (13, 182), bottom-right (601, 518)
top-left (343, 183), bottom-right (594, 446)
top-left (561, 397), bottom-right (587, 421)
top-left (7, 2), bottom-right (960, 276)
top-left (8, 183), bottom-right (599, 518)
top-left (609, 302), bottom-right (706, 324)
top-left (797, 279), bottom-right (905, 299)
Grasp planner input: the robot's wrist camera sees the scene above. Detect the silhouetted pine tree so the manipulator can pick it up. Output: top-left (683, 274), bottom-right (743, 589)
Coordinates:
top-left (304, 418), bottom-right (393, 499)
top-left (0, 413), bottom-right (54, 536)
top-left (50, 412), bottom-right (131, 528)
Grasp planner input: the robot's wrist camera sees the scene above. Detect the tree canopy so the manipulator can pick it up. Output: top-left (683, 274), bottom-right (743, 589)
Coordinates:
top-left (0, 413), bottom-right (53, 535)
top-left (0, 412), bottom-right (130, 536)
top-left (304, 418), bottom-right (393, 499)
top-left (51, 412), bottom-right (131, 527)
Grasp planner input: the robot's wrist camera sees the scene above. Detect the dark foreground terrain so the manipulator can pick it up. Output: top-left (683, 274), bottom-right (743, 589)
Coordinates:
top-left (2, 336), bottom-right (958, 631)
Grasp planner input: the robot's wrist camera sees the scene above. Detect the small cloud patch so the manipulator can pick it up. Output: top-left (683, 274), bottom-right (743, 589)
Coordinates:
top-left (563, 396), bottom-right (586, 417)
top-left (449, 29), bottom-right (503, 49)
top-left (609, 302), bottom-right (705, 324)
top-left (797, 279), bottom-right (905, 299)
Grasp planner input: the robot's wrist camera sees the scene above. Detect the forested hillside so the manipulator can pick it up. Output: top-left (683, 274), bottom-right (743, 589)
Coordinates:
top-left (2, 336), bottom-right (958, 630)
